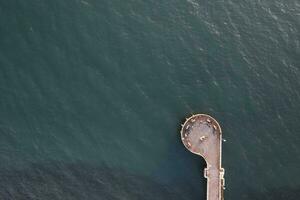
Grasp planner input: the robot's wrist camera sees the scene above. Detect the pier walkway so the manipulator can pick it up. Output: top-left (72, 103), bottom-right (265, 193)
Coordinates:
top-left (181, 114), bottom-right (225, 200)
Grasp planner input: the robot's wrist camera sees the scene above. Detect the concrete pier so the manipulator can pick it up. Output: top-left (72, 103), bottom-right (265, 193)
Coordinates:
top-left (181, 114), bottom-right (225, 200)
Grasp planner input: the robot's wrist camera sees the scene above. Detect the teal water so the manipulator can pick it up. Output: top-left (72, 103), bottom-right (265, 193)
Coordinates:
top-left (0, 0), bottom-right (299, 199)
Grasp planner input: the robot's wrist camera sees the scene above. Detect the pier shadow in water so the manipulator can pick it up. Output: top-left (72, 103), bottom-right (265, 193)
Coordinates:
top-left (0, 161), bottom-right (198, 200)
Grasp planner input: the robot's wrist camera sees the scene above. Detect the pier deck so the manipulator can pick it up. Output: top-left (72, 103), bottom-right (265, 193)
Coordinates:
top-left (181, 114), bottom-right (225, 200)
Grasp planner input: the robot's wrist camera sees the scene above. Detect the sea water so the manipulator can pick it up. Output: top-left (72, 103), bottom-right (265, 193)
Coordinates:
top-left (0, 0), bottom-right (299, 199)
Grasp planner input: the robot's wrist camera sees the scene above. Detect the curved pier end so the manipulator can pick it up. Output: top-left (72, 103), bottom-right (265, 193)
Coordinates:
top-left (181, 114), bottom-right (225, 200)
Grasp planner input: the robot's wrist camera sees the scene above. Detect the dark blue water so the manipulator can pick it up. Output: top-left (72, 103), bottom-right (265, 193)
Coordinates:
top-left (0, 0), bottom-right (299, 199)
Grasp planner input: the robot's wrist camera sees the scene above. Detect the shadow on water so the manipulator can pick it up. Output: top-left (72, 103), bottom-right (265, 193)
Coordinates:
top-left (0, 161), bottom-right (198, 200)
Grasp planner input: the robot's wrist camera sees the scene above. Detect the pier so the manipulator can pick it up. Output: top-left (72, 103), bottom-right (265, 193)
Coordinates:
top-left (181, 114), bottom-right (225, 200)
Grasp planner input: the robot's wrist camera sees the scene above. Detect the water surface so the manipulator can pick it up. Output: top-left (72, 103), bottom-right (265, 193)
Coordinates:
top-left (0, 0), bottom-right (299, 199)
